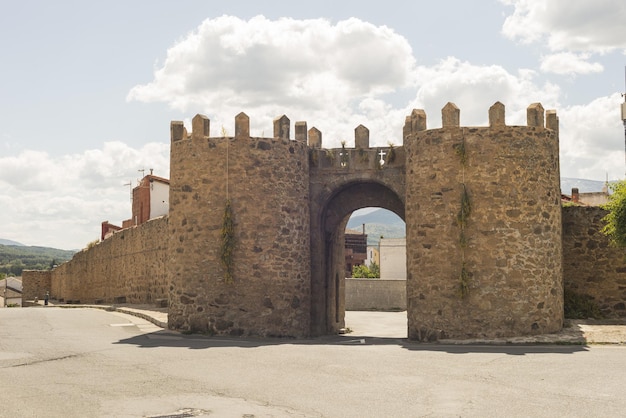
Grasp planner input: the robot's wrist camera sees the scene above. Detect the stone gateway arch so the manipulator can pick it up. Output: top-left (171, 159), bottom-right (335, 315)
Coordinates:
top-left (167, 102), bottom-right (563, 341)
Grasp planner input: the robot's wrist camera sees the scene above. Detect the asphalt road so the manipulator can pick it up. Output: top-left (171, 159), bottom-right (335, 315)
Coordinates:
top-left (1, 307), bottom-right (626, 417)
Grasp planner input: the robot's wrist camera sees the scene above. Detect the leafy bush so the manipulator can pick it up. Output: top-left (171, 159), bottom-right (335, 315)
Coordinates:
top-left (352, 262), bottom-right (380, 278)
top-left (602, 180), bottom-right (626, 246)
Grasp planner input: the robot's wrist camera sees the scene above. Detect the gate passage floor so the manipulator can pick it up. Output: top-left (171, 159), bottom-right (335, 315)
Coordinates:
top-left (344, 310), bottom-right (407, 338)
top-left (345, 310), bottom-right (626, 344)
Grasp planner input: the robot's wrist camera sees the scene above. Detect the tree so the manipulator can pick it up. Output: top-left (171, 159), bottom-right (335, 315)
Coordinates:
top-left (602, 180), bottom-right (626, 246)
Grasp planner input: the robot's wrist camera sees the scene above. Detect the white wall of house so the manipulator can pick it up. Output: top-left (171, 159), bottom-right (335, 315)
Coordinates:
top-left (149, 181), bottom-right (169, 219)
top-left (379, 238), bottom-right (406, 280)
top-left (1, 277), bottom-right (22, 307)
top-left (365, 246), bottom-right (379, 267)
top-left (1, 293), bottom-right (22, 307)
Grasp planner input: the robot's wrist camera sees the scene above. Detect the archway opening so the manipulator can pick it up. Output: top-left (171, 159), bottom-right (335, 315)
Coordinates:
top-left (344, 207), bottom-right (407, 338)
top-left (309, 180), bottom-right (406, 338)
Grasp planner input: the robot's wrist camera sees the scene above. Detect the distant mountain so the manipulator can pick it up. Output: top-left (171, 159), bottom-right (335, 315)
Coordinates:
top-left (348, 209), bottom-right (404, 228)
top-left (348, 209), bottom-right (405, 246)
top-left (0, 244), bottom-right (76, 276)
top-left (0, 238), bottom-right (24, 246)
top-left (560, 178), bottom-right (610, 194)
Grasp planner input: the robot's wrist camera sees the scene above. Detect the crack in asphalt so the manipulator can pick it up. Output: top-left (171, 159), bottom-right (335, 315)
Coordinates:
top-left (6, 353), bottom-right (83, 368)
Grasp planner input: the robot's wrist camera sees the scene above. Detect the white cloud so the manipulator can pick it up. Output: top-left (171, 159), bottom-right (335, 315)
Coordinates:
top-left (412, 57), bottom-right (560, 127)
top-left (122, 14), bottom-right (621, 187)
top-left (128, 16), bottom-right (416, 106)
top-left (0, 142), bottom-right (169, 250)
top-left (540, 52), bottom-right (604, 76)
top-left (559, 93), bottom-right (625, 180)
top-left (501, 0), bottom-right (626, 53)
top-left (127, 15), bottom-right (416, 146)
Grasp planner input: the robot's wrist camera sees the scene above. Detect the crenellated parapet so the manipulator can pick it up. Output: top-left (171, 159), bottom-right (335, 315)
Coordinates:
top-left (171, 112), bottom-right (316, 144)
top-left (402, 101), bottom-right (559, 136)
top-left (170, 112), bottom-right (408, 171)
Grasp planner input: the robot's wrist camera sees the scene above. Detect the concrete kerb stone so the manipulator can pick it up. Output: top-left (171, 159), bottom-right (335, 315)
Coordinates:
top-left (429, 320), bottom-right (626, 345)
top-left (115, 307), bottom-right (168, 328)
top-left (42, 301), bottom-right (168, 329)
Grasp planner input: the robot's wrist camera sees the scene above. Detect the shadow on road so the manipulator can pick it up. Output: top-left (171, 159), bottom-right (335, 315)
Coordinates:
top-left (113, 329), bottom-right (588, 355)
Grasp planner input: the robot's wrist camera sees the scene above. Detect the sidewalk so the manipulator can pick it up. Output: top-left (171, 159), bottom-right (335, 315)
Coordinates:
top-left (42, 301), bottom-right (168, 328)
top-left (38, 301), bottom-right (626, 345)
top-left (439, 320), bottom-right (626, 345)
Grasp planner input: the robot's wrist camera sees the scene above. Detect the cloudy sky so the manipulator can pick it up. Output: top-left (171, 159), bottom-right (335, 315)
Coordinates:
top-left (1, 0), bottom-right (625, 250)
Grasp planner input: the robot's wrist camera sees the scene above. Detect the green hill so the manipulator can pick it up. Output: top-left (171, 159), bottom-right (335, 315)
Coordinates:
top-left (0, 244), bottom-right (76, 276)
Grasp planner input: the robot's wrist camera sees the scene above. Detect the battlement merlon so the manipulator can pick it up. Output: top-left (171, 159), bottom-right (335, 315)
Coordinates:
top-left (191, 114), bottom-right (210, 140)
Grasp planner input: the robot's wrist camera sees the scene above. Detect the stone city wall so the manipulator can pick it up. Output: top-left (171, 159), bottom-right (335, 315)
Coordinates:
top-left (21, 270), bottom-right (52, 303)
top-left (345, 278), bottom-right (406, 311)
top-left (562, 206), bottom-right (626, 317)
top-left (49, 216), bottom-right (168, 304)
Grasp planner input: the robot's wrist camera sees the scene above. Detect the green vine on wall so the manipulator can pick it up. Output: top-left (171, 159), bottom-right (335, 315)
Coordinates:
top-left (459, 262), bottom-right (471, 298)
top-left (454, 140), bottom-right (468, 166)
top-left (457, 184), bottom-right (472, 228)
top-left (456, 135), bottom-right (473, 298)
top-left (457, 184), bottom-right (473, 298)
top-left (220, 199), bottom-right (235, 284)
top-left (385, 142), bottom-right (396, 164)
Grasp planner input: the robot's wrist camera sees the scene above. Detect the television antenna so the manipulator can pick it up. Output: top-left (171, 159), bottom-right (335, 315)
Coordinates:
top-left (123, 181), bottom-right (132, 202)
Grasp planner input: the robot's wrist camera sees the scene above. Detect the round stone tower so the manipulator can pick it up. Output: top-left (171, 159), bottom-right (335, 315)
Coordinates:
top-left (403, 102), bottom-right (563, 341)
top-left (167, 113), bottom-right (311, 337)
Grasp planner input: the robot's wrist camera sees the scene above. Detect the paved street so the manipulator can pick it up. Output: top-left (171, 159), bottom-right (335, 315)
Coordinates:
top-left (1, 307), bottom-right (626, 417)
